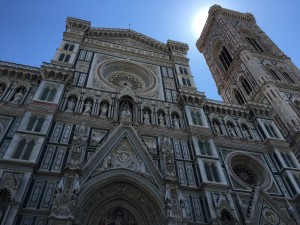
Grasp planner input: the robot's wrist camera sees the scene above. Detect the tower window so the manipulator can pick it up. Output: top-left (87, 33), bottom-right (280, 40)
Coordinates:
top-left (241, 78), bottom-right (252, 95)
top-left (179, 67), bottom-right (183, 74)
top-left (186, 78), bottom-right (191, 86)
top-left (64, 55), bottom-right (71, 63)
top-left (267, 67), bottom-right (281, 81)
top-left (281, 71), bottom-right (295, 84)
top-left (219, 46), bottom-right (232, 71)
top-left (63, 44), bottom-right (69, 50)
top-left (182, 78), bottom-right (186, 85)
top-left (183, 68), bottom-right (188, 75)
top-left (235, 90), bottom-right (245, 105)
top-left (191, 110), bottom-right (202, 126)
top-left (58, 53), bottom-right (65, 61)
top-left (246, 37), bottom-right (264, 52)
top-left (63, 43), bottom-right (75, 51)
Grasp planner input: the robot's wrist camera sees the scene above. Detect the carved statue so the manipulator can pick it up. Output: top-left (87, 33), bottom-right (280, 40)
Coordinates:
top-left (159, 113), bottom-right (165, 126)
top-left (83, 100), bottom-right (92, 114)
top-left (165, 189), bottom-right (172, 218)
top-left (100, 102), bottom-right (108, 117)
top-left (213, 120), bottom-right (221, 134)
top-left (66, 97), bottom-right (76, 111)
top-left (178, 191), bottom-right (186, 219)
top-left (121, 102), bottom-right (132, 119)
top-left (172, 116), bottom-right (180, 128)
top-left (12, 89), bottom-right (24, 103)
top-left (143, 110), bottom-right (150, 124)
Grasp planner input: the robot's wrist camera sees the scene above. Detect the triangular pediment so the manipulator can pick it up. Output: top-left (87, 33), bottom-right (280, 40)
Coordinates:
top-left (82, 125), bottom-right (163, 187)
top-left (247, 189), bottom-right (296, 225)
top-left (85, 28), bottom-right (169, 54)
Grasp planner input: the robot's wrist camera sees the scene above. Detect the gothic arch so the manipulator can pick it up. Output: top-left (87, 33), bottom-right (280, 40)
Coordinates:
top-left (75, 170), bottom-right (166, 225)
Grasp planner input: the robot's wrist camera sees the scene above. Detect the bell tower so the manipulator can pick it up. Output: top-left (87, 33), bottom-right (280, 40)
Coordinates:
top-left (196, 5), bottom-right (300, 155)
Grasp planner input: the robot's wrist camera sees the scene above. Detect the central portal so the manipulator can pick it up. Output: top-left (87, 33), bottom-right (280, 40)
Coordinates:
top-left (98, 206), bottom-right (138, 225)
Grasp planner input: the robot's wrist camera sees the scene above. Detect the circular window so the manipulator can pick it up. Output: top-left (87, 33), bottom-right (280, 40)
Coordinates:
top-left (226, 152), bottom-right (272, 189)
top-left (97, 60), bottom-right (157, 94)
top-left (232, 164), bottom-right (257, 186)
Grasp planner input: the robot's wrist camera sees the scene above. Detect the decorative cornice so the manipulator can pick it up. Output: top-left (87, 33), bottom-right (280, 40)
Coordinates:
top-left (196, 4), bottom-right (256, 52)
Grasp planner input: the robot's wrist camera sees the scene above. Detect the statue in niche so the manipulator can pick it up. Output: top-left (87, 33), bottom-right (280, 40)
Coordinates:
top-left (159, 113), bottom-right (165, 126)
top-left (165, 189), bottom-right (172, 218)
top-left (83, 100), bottom-right (92, 114)
top-left (143, 110), bottom-right (150, 124)
top-left (66, 97), bottom-right (76, 111)
top-left (120, 101), bottom-right (132, 121)
top-left (172, 115), bottom-right (180, 128)
top-left (144, 138), bottom-right (157, 154)
top-left (12, 89), bottom-right (24, 103)
top-left (100, 102), bottom-right (108, 117)
top-left (212, 120), bottom-right (222, 134)
top-left (178, 191), bottom-right (186, 219)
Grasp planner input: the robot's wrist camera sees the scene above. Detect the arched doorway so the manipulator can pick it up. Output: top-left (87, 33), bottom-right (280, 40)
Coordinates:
top-left (75, 173), bottom-right (165, 225)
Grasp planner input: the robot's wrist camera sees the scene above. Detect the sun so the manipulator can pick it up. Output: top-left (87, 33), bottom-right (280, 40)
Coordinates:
top-left (192, 7), bottom-right (209, 37)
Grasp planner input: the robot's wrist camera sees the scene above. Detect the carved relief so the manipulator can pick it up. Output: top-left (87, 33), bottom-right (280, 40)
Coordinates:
top-left (96, 139), bottom-right (148, 175)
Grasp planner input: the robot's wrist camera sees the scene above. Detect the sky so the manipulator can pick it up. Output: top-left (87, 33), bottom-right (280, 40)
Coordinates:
top-left (0, 0), bottom-right (299, 101)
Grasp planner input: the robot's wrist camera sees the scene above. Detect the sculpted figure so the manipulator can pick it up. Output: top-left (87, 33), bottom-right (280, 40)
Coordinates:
top-left (143, 110), bottom-right (150, 124)
top-left (100, 102), bottom-right (108, 116)
top-left (12, 89), bottom-right (24, 103)
top-left (172, 116), bottom-right (180, 128)
top-left (66, 97), bottom-right (76, 111)
top-left (159, 113), bottom-right (165, 126)
top-left (83, 100), bottom-right (92, 114)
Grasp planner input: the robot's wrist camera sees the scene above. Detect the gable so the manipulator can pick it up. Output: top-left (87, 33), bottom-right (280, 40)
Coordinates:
top-left (81, 125), bottom-right (163, 188)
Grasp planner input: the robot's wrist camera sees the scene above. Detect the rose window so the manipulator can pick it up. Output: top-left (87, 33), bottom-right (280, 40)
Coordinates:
top-left (232, 164), bottom-right (257, 186)
top-left (107, 72), bottom-right (145, 90)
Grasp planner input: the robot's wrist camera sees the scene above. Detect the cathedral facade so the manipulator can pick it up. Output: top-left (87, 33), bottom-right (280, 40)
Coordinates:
top-left (0, 5), bottom-right (299, 225)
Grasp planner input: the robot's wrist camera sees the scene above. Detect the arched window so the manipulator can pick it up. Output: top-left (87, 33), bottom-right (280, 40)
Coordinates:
top-left (12, 139), bottom-right (35, 160)
top-left (58, 53), bottom-right (65, 61)
top-left (204, 162), bottom-right (219, 182)
top-left (235, 90), bottom-right (245, 105)
top-left (179, 67), bottom-right (183, 74)
top-left (269, 124), bottom-right (279, 138)
top-left (182, 78), bottom-right (186, 85)
top-left (280, 70), bottom-right (295, 84)
top-left (241, 78), bottom-right (252, 95)
top-left (212, 119), bottom-right (223, 135)
top-left (198, 141), bottom-right (212, 156)
top-left (64, 55), bottom-right (71, 63)
top-left (219, 46), bottom-right (232, 71)
top-left (241, 124), bottom-right (252, 139)
top-left (40, 86), bottom-right (57, 102)
top-left (257, 124), bottom-right (267, 139)
top-left (281, 153), bottom-right (296, 168)
top-left (227, 122), bottom-right (237, 137)
top-left (26, 116), bottom-right (45, 132)
top-left (245, 37), bottom-right (264, 52)
top-left (183, 68), bottom-right (188, 75)
top-left (267, 67), bottom-right (281, 81)
top-left (191, 110), bottom-right (202, 126)
top-left (63, 44), bottom-right (69, 50)
top-left (186, 78), bottom-right (191, 86)
top-left (69, 44), bottom-right (74, 51)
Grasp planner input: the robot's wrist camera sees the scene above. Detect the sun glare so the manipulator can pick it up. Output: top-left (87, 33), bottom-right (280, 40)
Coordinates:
top-left (192, 7), bottom-right (209, 37)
